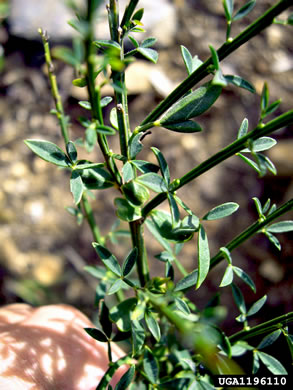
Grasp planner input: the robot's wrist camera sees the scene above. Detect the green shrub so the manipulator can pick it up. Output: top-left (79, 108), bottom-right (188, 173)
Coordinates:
top-left (25, 0), bottom-right (293, 388)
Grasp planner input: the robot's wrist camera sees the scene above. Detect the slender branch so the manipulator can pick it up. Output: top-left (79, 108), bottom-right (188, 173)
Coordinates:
top-left (210, 198), bottom-right (293, 270)
top-left (130, 220), bottom-right (150, 286)
top-left (82, 194), bottom-right (104, 245)
top-left (39, 29), bottom-right (70, 146)
top-left (140, 0), bottom-right (292, 126)
top-left (229, 312), bottom-right (293, 343)
top-left (142, 109), bottom-right (293, 217)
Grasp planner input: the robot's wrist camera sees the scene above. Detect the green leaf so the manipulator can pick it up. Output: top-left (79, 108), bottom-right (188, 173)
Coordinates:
top-left (84, 327), bottom-right (108, 342)
top-left (129, 133), bottom-right (143, 159)
top-left (70, 171), bottom-right (84, 205)
top-left (143, 348), bottom-right (159, 385)
top-left (220, 247), bottom-right (233, 264)
top-left (209, 45), bottom-right (220, 71)
top-left (253, 351), bottom-right (260, 374)
top-left (175, 297), bottom-right (191, 316)
top-left (52, 46), bottom-right (80, 67)
top-left (96, 125), bottom-right (116, 135)
top-left (66, 141), bottom-right (78, 163)
top-left (181, 45), bottom-right (193, 75)
top-left (174, 270), bottom-right (198, 292)
top-left (151, 147), bottom-right (170, 185)
top-left (223, 0), bottom-right (234, 21)
top-left (109, 297), bottom-right (137, 332)
top-left (100, 96), bottom-right (113, 108)
top-left (237, 118), bottom-right (249, 139)
top-left (257, 351), bottom-right (288, 375)
top-left (81, 166), bottom-right (114, 190)
top-left (233, 1), bottom-right (256, 22)
top-left (85, 126), bottom-right (97, 152)
top-left (168, 193), bottom-right (180, 227)
top-left (241, 137), bottom-right (277, 153)
top-left (145, 310), bottom-right (161, 342)
top-left (108, 279), bottom-right (128, 295)
top-left (92, 244), bottom-right (122, 277)
top-left (264, 231), bottom-right (281, 251)
top-left (257, 329), bottom-right (282, 350)
top-left (233, 266), bottom-right (256, 293)
top-left (220, 265), bottom-right (234, 287)
top-left (263, 99), bottom-right (281, 117)
top-left (24, 139), bottom-right (70, 167)
top-left (261, 82), bottom-right (269, 112)
top-left (84, 265), bottom-right (106, 279)
top-left (122, 248), bottom-right (138, 277)
top-left (237, 153), bottom-right (261, 174)
top-left (232, 283), bottom-right (246, 314)
top-left (68, 19), bottom-right (89, 36)
top-left (94, 39), bottom-right (121, 53)
top-left (99, 300), bottom-right (112, 338)
top-left (196, 225), bottom-right (210, 289)
top-left (131, 319), bottom-right (145, 355)
top-left (262, 198), bottom-right (271, 214)
top-left (225, 75), bottom-right (256, 93)
top-left (203, 202), bottom-right (239, 220)
top-left (160, 120), bottom-right (202, 133)
top-left (72, 77), bottom-right (87, 87)
top-left (110, 107), bottom-right (119, 130)
top-left (133, 8), bottom-right (144, 22)
top-left (267, 221), bottom-right (293, 233)
top-left (131, 160), bottom-right (159, 174)
top-left (159, 83), bottom-right (222, 124)
top-left (137, 47), bottom-right (158, 63)
top-left (122, 180), bottom-right (150, 206)
top-left (247, 295), bottom-right (267, 317)
top-left (79, 100), bottom-right (92, 110)
top-left (128, 35), bottom-right (139, 48)
top-left (114, 198), bottom-right (142, 222)
top-left (115, 365), bottom-right (135, 390)
top-left (213, 69), bottom-right (228, 87)
top-left (122, 161), bottom-right (135, 182)
top-left (145, 218), bottom-right (172, 253)
top-left (141, 37), bottom-right (157, 48)
top-left (136, 173), bottom-right (168, 193)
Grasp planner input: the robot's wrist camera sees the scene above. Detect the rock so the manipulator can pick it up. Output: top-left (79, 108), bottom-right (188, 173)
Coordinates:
top-left (9, 0), bottom-right (177, 46)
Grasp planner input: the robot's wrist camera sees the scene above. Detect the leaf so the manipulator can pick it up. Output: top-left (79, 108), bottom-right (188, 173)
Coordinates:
top-left (136, 173), bottom-right (168, 193)
top-left (267, 221), bottom-right (293, 233)
top-left (231, 283), bottom-right (246, 314)
top-left (128, 35), bottom-right (139, 48)
top-left (220, 265), bottom-right (234, 287)
top-left (114, 198), bottom-right (141, 222)
top-left (145, 218), bottom-right (172, 253)
top-left (109, 297), bottom-right (137, 332)
top-left (159, 83), bottom-right (222, 124)
top-left (85, 126), bottom-right (97, 152)
top-left (220, 247), bottom-right (233, 264)
top-left (181, 45), bottom-right (193, 74)
top-left (233, 1), bottom-right (256, 22)
top-left (203, 202), bottom-right (239, 220)
top-left (108, 279), bottom-right (128, 295)
top-left (66, 141), bottom-right (78, 163)
top-left (167, 193), bottom-right (180, 227)
top-left (237, 153), bottom-right (261, 174)
top-left (257, 351), bottom-right (288, 375)
top-left (253, 196), bottom-right (263, 216)
top-left (209, 45), bottom-right (220, 70)
top-left (132, 7), bottom-right (144, 22)
top-left (100, 96), bottom-right (113, 108)
top-left (92, 244), bottom-right (122, 277)
top-left (115, 365), bottom-right (135, 390)
top-left (225, 75), bottom-right (256, 93)
top-left (151, 147), bottom-right (170, 185)
top-left (72, 77), bottom-right (87, 87)
top-left (99, 300), bottom-right (112, 338)
top-left (263, 99), bottom-right (281, 117)
top-left (262, 198), bottom-right (271, 214)
top-left (84, 265), bottom-right (106, 279)
top-left (233, 266), bottom-right (256, 293)
top-left (94, 39), bottom-right (121, 53)
top-left (196, 225), bottom-right (210, 289)
top-left (174, 270), bottom-right (198, 292)
top-left (237, 118), bottom-right (249, 139)
top-left (141, 37), bottom-right (157, 48)
top-left (52, 46), bottom-right (80, 67)
top-left (122, 180), bottom-right (150, 206)
top-left (79, 100), bottom-right (92, 110)
top-left (68, 19), bottom-right (89, 36)
top-left (257, 329), bottom-right (282, 350)
top-left (137, 47), bottom-right (158, 63)
top-left (129, 133), bottom-right (143, 159)
top-left (122, 248), bottom-right (138, 277)
top-left (96, 125), bottom-right (116, 135)
top-left (253, 351), bottom-right (260, 374)
top-left (131, 319), bottom-right (145, 355)
top-left (110, 107), bottom-right (119, 130)
top-left (143, 348), bottom-right (159, 384)
top-left (175, 297), bottom-right (191, 315)
top-left (261, 82), bottom-right (269, 112)
top-left (131, 160), bottom-right (159, 174)
top-left (213, 69), bottom-right (228, 87)
top-left (81, 166), bottom-right (114, 190)
top-left (24, 139), bottom-right (70, 167)
top-left (70, 171), bottom-right (84, 205)
top-left (223, 0), bottom-right (234, 21)
top-left (264, 231), bottom-right (281, 251)
top-left (145, 310), bottom-right (161, 342)
top-left (84, 328), bottom-right (108, 342)
top-left (160, 120), bottom-right (202, 133)
top-left (247, 295), bottom-right (267, 317)
top-left (241, 137), bottom-right (277, 153)
top-left (122, 161), bottom-right (135, 182)
top-left (181, 214), bottom-right (200, 232)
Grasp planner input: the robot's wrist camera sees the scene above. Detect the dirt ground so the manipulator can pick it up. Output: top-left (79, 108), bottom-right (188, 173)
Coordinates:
top-left (0, 0), bottom-right (292, 360)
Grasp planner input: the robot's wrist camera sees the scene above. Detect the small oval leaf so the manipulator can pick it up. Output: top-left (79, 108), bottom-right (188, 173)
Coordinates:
top-left (92, 244), bottom-right (122, 277)
top-left (203, 202), bottom-right (239, 221)
top-left (267, 221), bottom-right (293, 233)
top-left (24, 139), bottom-right (70, 167)
top-left (160, 120), bottom-right (202, 133)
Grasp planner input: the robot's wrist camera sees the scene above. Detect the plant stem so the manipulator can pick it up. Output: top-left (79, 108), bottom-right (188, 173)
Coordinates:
top-left (140, 0), bottom-right (292, 126)
top-left (229, 312), bottom-right (293, 343)
top-left (82, 193), bottom-right (104, 245)
top-left (86, 0), bottom-right (122, 186)
top-left (39, 29), bottom-right (70, 146)
top-left (130, 220), bottom-right (150, 286)
top-left (142, 109), bottom-right (293, 217)
top-left (210, 198), bottom-right (293, 270)
top-left (173, 256), bottom-right (188, 277)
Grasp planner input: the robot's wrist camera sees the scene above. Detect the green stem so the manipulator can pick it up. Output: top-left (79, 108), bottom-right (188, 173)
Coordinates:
top-left (142, 109), bottom-right (293, 217)
top-left (82, 193), bottom-right (104, 245)
top-left (229, 312), bottom-right (293, 343)
top-left (140, 0), bottom-right (292, 126)
top-left (210, 198), bottom-right (293, 270)
top-left (86, 0), bottom-right (122, 186)
top-left (173, 256), bottom-right (188, 277)
top-left (39, 29), bottom-right (70, 146)
top-left (130, 220), bottom-right (150, 286)
top-left (120, 0), bottom-right (139, 34)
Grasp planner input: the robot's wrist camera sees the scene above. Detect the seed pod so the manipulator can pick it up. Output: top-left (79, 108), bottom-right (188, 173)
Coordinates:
top-left (122, 180), bottom-right (150, 206)
top-left (159, 83), bottom-right (222, 125)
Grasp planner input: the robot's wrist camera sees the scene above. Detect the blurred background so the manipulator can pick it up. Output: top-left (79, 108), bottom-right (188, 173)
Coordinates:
top-left (0, 0), bottom-right (292, 367)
